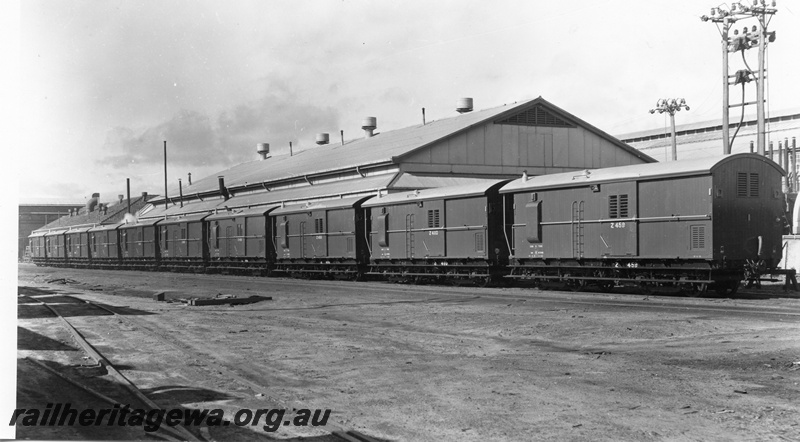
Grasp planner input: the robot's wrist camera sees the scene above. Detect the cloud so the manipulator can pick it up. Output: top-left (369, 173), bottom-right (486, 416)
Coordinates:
top-left (99, 77), bottom-right (340, 170)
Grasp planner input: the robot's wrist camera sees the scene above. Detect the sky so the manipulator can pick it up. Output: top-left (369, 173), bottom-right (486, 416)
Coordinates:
top-left (8, 0), bottom-right (800, 203)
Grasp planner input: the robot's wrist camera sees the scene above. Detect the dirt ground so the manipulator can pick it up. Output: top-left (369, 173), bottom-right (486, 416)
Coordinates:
top-left (14, 263), bottom-right (800, 441)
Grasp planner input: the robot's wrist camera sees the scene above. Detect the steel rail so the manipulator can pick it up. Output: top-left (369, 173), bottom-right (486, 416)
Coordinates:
top-left (20, 294), bottom-right (200, 442)
top-left (46, 291), bottom-right (385, 441)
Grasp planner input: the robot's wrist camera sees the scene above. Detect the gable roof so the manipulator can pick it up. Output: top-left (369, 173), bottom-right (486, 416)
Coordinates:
top-left (36, 195), bottom-right (151, 231)
top-left (154, 97), bottom-right (653, 203)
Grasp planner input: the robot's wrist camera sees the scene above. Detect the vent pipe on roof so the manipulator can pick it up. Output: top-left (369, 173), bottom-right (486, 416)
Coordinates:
top-left (289, 141), bottom-right (293, 156)
top-left (522, 170), bottom-right (528, 182)
top-left (257, 143), bottom-right (270, 160)
top-left (179, 178), bottom-right (184, 208)
top-left (127, 178), bottom-right (131, 214)
top-left (456, 97), bottom-right (474, 113)
top-left (422, 108), bottom-right (426, 125)
top-left (315, 133), bottom-right (330, 145)
top-left (218, 176), bottom-right (229, 201)
top-left (118, 194), bottom-right (124, 204)
top-left (362, 117), bottom-right (377, 138)
top-left (340, 130), bottom-right (344, 146)
top-left (188, 173), bottom-right (192, 185)
top-left (86, 193), bottom-right (99, 212)
top-left (141, 192), bottom-right (148, 199)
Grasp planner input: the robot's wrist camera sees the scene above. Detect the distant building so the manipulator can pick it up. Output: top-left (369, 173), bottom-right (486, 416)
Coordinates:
top-left (619, 108), bottom-right (800, 166)
top-left (19, 201), bottom-right (83, 259)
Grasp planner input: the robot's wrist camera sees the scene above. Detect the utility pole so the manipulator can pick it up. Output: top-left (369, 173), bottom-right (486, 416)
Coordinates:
top-left (649, 98), bottom-right (690, 161)
top-left (163, 140), bottom-right (168, 208)
top-left (701, 1), bottom-right (777, 155)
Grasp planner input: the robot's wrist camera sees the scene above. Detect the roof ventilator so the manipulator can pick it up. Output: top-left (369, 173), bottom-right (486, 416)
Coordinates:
top-left (257, 143), bottom-right (270, 160)
top-left (456, 97), bottom-right (473, 114)
top-left (218, 176), bottom-right (230, 201)
top-left (362, 117), bottom-right (377, 138)
top-left (316, 133), bottom-right (330, 145)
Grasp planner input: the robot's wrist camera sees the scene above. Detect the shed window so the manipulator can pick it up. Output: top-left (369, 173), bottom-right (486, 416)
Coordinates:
top-left (427, 209), bottom-right (440, 228)
top-left (609, 194), bottom-right (629, 219)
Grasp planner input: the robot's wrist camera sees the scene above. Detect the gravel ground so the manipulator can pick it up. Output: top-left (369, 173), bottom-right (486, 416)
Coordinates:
top-left (15, 263), bottom-right (800, 441)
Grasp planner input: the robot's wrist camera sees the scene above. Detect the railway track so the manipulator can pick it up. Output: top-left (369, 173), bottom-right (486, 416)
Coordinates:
top-left (19, 290), bottom-right (384, 442)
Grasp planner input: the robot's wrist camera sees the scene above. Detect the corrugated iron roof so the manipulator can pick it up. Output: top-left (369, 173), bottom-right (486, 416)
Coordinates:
top-left (272, 196), bottom-right (372, 216)
top-left (205, 205), bottom-right (280, 221)
top-left (390, 173), bottom-right (509, 189)
top-left (363, 179), bottom-right (509, 207)
top-left (88, 222), bottom-right (123, 232)
top-left (141, 197), bottom-right (228, 219)
top-left (500, 153), bottom-right (782, 193)
top-left (44, 229), bottom-right (69, 236)
top-left (38, 196), bottom-right (150, 230)
top-left (159, 213), bottom-right (210, 225)
top-left (141, 174), bottom-right (396, 219)
top-left (66, 226), bottom-right (93, 233)
top-left (155, 97), bottom-right (652, 202)
top-left (163, 101), bottom-right (534, 198)
top-left (119, 217), bottom-right (162, 229)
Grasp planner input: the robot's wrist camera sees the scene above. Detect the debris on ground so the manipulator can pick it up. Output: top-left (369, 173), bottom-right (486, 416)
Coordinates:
top-left (46, 278), bottom-right (78, 284)
top-left (186, 295), bottom-right (272, 306)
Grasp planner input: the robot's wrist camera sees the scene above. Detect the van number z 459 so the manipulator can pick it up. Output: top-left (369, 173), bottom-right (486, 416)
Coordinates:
top-left (610, 222), bottom-right (626, 229)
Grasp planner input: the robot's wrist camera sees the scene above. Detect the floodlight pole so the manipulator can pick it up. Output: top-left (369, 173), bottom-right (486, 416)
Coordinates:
top-left (650, 99), bottom-right (690, 161)
top-left (164, 140), bottom-right (168, 208)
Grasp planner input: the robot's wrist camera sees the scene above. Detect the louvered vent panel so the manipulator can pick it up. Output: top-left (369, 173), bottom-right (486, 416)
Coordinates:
top-left (346, 237), bottom-right (354, 253)
top-left (749, 173), bottom-right (759, 197)
top-left (619, 194), bottom-right (629, 218)
top-left (609, 195), bottom-right (619, 218)
top-left (737, 173), bottom-right (748, 197)
top-left (495, 105), bottom-right (575, 127)
top-left (475, 232), bottom-right (485, 252)
top-left (690, 225), bottom-right (706, 250)
top-left (427, 209), bottom-right (440, 228)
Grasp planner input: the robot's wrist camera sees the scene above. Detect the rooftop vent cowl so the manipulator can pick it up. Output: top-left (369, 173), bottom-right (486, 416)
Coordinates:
top-left (456, 97), bottom-right (474, 113)
top-left (218, 176), bottom-right (230, 201)
top-left (362, 117), bottom-right (377, 138)
top-left (85, 193), bottom-right (100, 212)
top-left (315, 133), bottom-right (330, 145)
top-left (257, 143), bottom-right (270, 160)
